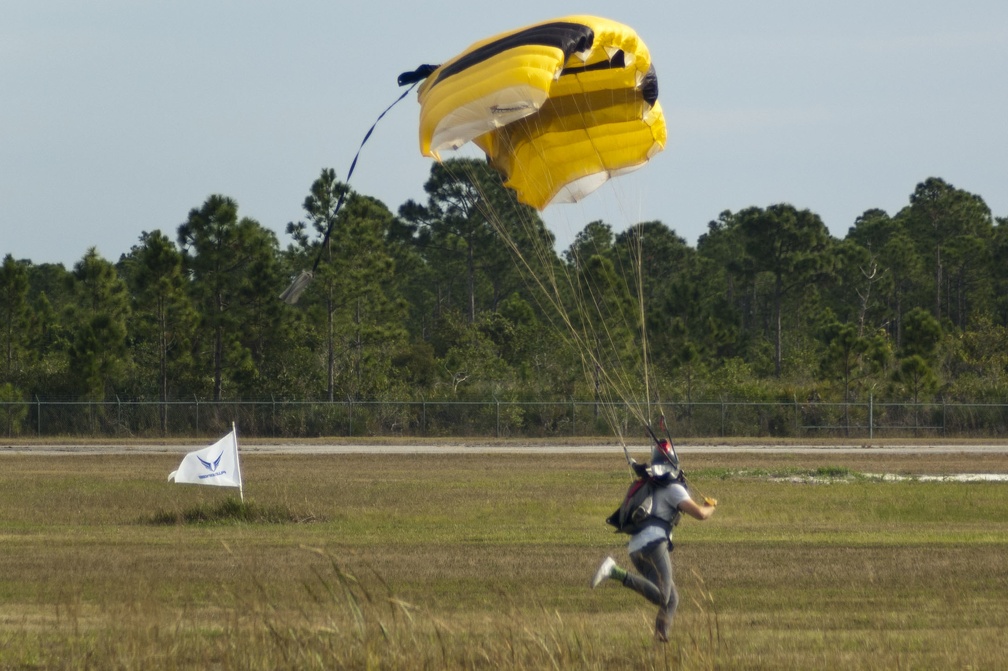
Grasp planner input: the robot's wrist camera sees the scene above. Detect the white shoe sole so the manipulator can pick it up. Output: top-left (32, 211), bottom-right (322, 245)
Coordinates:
top-left (591, 557), bottom-right (616, 588)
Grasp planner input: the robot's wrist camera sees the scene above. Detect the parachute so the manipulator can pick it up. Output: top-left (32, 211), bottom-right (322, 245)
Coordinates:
top-left (399, 15), bottom-right (667, 210)
top-left (397, 17), bottom-right (677, 458)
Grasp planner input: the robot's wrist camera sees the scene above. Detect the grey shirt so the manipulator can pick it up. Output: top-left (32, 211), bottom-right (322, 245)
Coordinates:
top-left (628, 482), bottom-right (690, 553)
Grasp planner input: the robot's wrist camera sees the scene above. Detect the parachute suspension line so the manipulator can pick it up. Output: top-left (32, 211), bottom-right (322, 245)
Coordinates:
top-left (632, 224), bottom-right (652, 430)
top-left (557, 108), bottom-right (652, 440)
top-left (554, 108), bottom-right (628, 424)
top-left (485, 171), bottom-right (649, 445)
top-left (515, 105), bottom-right (647, 435)
top-left (280, 81), bottom-right (420, 305)
top-left (442, 157), bottom-right (632, 442)
top-left (564, 58), bottom-right (657, 425)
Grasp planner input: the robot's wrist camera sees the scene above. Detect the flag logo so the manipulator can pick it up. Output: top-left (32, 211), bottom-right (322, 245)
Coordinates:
top-left (197, 451), bottom-right (224, 472)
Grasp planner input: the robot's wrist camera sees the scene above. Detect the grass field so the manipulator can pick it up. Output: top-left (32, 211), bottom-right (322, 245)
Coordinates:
top-left (1, 447), bottom-right (1007, 669)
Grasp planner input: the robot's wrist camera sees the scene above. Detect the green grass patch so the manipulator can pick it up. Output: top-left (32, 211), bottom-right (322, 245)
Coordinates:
top-left (698, 464), bottom-right (858, 481)
top-left (813, 464), bottom-right (854, 478)
top-left (146, 497), bottom-right (317, 525)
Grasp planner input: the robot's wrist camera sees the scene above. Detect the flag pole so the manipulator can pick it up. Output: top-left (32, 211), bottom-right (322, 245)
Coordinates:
top-left (232, 422), bottom-right (244, 503)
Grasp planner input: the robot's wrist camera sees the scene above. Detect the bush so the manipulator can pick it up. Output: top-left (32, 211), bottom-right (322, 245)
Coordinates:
top-left (0, 383), bottom-right (28, 437)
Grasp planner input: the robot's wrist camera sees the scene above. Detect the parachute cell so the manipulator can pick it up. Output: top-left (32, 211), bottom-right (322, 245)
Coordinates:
top-left (404, 15), bottom-right (667, 210)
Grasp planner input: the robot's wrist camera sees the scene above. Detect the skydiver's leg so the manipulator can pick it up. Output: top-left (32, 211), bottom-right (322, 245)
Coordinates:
top-left (623, 541), bottom-right (670, 605)
top-left (625, 541), bottom-right (677, 640)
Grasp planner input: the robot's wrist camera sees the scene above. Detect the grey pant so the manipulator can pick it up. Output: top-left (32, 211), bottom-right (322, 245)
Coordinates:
top-left (622, 540), bottom-right (678, 638)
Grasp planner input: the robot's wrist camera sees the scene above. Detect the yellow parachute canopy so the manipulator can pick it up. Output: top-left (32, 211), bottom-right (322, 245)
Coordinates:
top-left (401, 16), bottom-right (666, 210)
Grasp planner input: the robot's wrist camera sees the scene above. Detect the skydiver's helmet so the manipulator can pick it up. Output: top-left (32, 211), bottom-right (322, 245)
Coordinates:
top-left (649, 439), bottom-right (682, 482)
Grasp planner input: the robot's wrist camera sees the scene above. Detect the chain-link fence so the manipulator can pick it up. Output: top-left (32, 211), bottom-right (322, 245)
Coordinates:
top-left (3, 397), bottom-right (1007, 440)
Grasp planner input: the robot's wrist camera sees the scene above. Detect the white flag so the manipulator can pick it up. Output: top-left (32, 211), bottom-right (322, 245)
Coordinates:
top-left (169, 424), bottom-right (243, 497)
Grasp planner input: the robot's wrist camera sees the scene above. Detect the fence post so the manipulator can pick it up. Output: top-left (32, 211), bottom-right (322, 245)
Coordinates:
top-left (495, 395), bottom-right (500, 438)
top-left (36, 395), bottom-right (41, 436)
top-left (571, 397), bottom-right (576, 437)
top-left (720, 399), bottom-right (725, 438)
top-left (869, 393), bottom-right (873, 440)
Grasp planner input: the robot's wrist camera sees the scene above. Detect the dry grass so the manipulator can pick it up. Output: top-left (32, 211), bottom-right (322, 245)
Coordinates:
top-left (1, 450), bottom-right (1006, 669)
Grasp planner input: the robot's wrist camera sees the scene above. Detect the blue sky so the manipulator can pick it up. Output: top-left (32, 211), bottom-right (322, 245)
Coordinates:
top-left (3, 1), bottom-right (1006, 267)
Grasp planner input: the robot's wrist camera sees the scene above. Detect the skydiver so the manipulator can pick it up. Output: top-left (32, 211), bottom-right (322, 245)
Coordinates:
top-left (590, 439), bottom-right (716, 642)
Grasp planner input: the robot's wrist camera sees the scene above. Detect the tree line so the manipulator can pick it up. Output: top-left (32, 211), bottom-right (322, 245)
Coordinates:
top-left (2, 163), bottom-right (1007, 424)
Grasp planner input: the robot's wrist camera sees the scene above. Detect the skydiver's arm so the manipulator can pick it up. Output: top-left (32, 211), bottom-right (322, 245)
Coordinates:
top-left (678, 497), bottom-right (716, 521)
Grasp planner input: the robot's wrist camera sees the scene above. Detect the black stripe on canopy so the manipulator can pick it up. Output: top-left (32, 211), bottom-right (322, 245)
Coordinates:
top-left (425, 21), bottom-right (595, 88)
